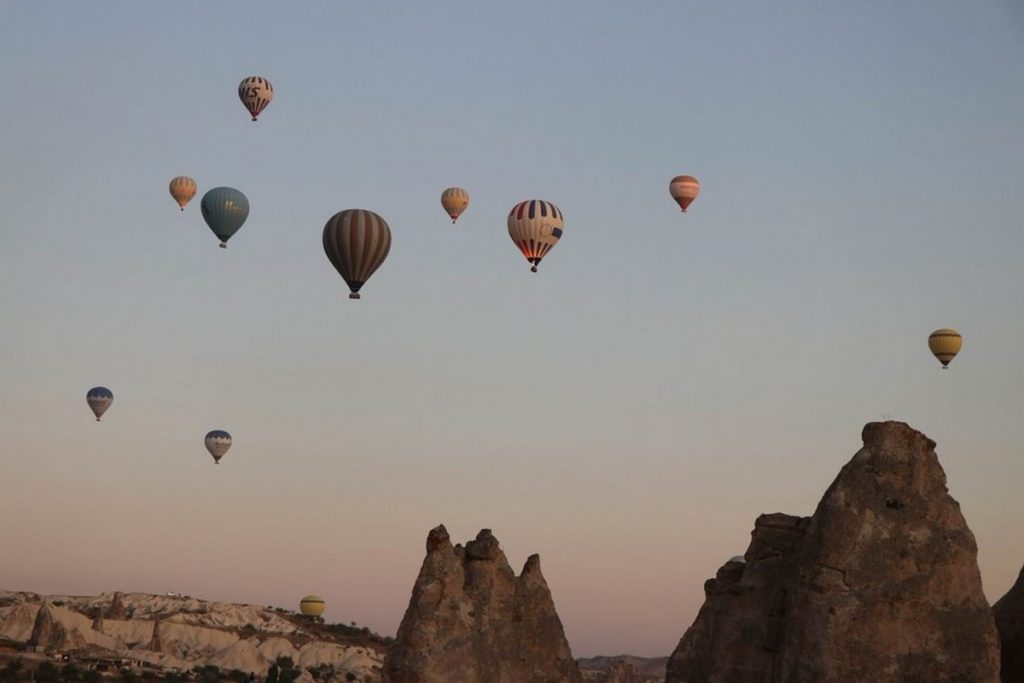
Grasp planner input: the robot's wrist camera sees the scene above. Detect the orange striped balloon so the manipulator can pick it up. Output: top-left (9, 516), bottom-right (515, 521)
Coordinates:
top-left (441, 187), bottom-right (469, 223)
top-left (323, 209), bottom-right (392, 300)
top-left (169, 176), bottom-right (197, 211)
top-left (669, 175), bottom-right (700, 213)
top-left (507, 200), bottom-right (564, 273)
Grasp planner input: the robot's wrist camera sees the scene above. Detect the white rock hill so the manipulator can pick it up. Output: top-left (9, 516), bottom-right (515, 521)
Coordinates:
top-left (0, 591), bottom-right (385, 682)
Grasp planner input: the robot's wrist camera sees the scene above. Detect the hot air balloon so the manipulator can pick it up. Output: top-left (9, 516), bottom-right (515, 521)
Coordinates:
top-left (299, 595), bottom-right (325, 618)
top-left (169, 176), bottom-right (197, 212)
top-left (322, 209), bottom-right (392, 300)
top-left (669, 175), bottom-right (700, 213)
top-left (86, 387), bottom-right (113, 422)
top-left (200, 187), bottom-right (249, 248)
top-left (238, 76), bottom-right (273, 122)
top-left (441, 187), bottom-right (470, 223)
top-left (507, 200), bottom-right (564, 273)
top-left (928, 328), bottom-right (962, 369)
top-left (205, 430), bottom-right (232, 464)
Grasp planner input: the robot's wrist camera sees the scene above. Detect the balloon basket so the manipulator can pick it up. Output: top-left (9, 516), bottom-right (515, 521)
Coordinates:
top-left (219, 242), bottom-right (227, 249)
top-left (96, 418), bottom-right (101, 422)
top-left (349, 292), bottom-right (361, 300)
top-left (530, 266), bottom-right (538, 273)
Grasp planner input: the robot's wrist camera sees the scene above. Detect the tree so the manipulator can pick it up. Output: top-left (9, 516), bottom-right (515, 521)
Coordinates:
top-left (36, 661), bottom-right (60, 683)
top-left (60, 664), bottom-right (83, 682)
top-left (0, 659), bottom-right (23, 683)
top-left (265, 664), bottom-right (279, 683)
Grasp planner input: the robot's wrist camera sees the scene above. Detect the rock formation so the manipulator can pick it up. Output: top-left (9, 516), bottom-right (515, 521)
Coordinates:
top-left (29, 602), bottom-right (86, 651)
top-left (666, 421), bottom-right (1001, 683)
top-left (106, 591), bottom-right (128, 620)
top-left (994, 564), bottom-right (1024, 682)
top-left (383, 525), bottom-right (583, 683)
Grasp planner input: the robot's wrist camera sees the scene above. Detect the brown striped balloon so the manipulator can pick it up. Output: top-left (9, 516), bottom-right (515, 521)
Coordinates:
top-left (323, 209), bottom-right (392, 300)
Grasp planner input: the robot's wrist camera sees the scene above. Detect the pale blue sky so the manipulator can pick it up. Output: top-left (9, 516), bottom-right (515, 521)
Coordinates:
top-left (1, 1), bottom-right (1023, 657)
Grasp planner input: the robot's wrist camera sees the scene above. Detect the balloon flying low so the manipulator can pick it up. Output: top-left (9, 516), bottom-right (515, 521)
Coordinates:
top-left (86, 387), bottom-right (113, 421)
top-left (238, 76), bottom-right (273, 122)
top-left (205, 430), bottom-right (232, 464)
top-left (928, 328), bottom-right (962, 369)
top-left (322, 209), bottom-right (392, 300)
top-left (440, 187), bottom-right (470, 223)
top-left (299, 595), bottom-right (326, 617)
top-left (507, 200), bottom-right (564, 273)
top-left (200, 187), bottom-right (249, 248)
top-left (669, 175), bottom-right (701, 213)
top-left (169, 176), bottom-right (197, 211)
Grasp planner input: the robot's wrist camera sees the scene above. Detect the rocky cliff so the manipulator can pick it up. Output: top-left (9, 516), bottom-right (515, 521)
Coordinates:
top-left (994, 564), bottom-right (1024, 682)
top-left (382, 525), bottom-right (583, 683)
top-left (0, 591), bottom-right (386, 682)
top-left (666, 421), bottom-right (1001, 683)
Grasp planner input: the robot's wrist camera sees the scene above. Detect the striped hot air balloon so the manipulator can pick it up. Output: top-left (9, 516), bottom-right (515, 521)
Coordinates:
top-left (238, 76), bottom-right (273, 122)
top-left (169, 176), bottom-right (197, 212)
top-left (323, 209), bottom-right (392, 300)
top-left (86, 387), bottom-right (113, 422)
top-left (205, 430), bottom-right (232, 464)
top-left (200, 187), bottom-right (249, 248)
top-left (928, 328), bottom-right (962, 369)
top-left (507, 200), bottom-right (564, 273)
top-left (299, 595), bottom-right (325, 618)
top-left (440, 187), bottom-right (470, 223)
top-left (669, 175), bottom-right (701, 213)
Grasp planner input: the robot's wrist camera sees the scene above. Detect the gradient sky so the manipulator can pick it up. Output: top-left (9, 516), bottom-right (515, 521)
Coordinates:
top-left (2, 1), bottom-right (1023, 658)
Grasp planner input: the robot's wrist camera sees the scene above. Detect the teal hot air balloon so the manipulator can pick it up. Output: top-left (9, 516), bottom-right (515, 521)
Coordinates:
top-left (200, 187), bottom-right (249, 248)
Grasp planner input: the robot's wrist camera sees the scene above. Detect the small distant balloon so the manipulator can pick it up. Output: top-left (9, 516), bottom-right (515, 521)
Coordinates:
top-left (440, 187), bottom-right (470, 224)
top-left (299, 595), bottom-right (325, 617)
top-left (238, 76), bottom-right (273, 122)
top-left (669, 175), bottom-right (700, 213)
top-left (200, 187), bottom-right (249, 248)
top-left (169, 177), bottom-right (197, 212)
top-left (928, 328), bottom-right (962, 369)
top-left (86, 387), bottom-right (113, 422)
top-left (205, 430), bottom-right (232, 464)
top-left (507, 200), bottom-right (564, 273)
top-left (322, 209), bottom-right (392, 300)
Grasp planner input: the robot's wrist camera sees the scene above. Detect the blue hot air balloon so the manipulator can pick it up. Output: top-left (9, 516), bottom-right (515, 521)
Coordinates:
top-left (200, 188), bottom-right (249, 248)
top-left (86, 387), bottom-right (113, 421)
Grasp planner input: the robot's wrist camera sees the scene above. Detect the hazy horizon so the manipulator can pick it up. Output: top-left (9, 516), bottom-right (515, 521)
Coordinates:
top-left (2, 1), bottom-right (1023, 658)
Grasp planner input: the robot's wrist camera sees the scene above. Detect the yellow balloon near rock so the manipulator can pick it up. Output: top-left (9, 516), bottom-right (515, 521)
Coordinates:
top-left (299, 595), bottom-right (326, 617)
top-left (928, 328), bottom-right (962, 369)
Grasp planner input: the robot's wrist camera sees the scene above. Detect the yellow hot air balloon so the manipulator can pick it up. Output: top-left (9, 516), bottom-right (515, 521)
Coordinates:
top-left (169, 176), bottom-right (197, 211)
top-left (299, 595), bottom-right (325, 618)
top-left (928, 328), bottom-right (962, 368)
top-left (669, 175), bottom-right (700, 213)
top-left (441, 187), bottom-right (469, 223)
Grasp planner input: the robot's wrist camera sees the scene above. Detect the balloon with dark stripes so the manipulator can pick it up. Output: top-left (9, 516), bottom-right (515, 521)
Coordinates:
top-left (322, 209), bottom-right (392, 300)
top-left (507, 199), bottom-right (564, 273)
top-left (205, 430), bottom-right (232, 464)
top-left (200, 187), bottom-right (249, 248)
top-left (238, 76), bottom-right (273, 122)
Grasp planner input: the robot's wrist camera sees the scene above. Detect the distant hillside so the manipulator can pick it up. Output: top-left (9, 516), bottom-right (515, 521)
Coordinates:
top-left (577, 654), bottom-right (668, 682)
top-left (0, 590), bottom-right (387, 682)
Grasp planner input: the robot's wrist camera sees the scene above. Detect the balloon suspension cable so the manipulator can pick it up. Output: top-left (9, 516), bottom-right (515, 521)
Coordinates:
top-left (349, 292), bottom-right (361, 300)
top-left (219, 242), bottom-right (227, 249)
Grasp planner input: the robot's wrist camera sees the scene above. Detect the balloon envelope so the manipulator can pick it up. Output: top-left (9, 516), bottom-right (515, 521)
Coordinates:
top-left (86, 387), bottom-right (113, 421)
top-left (441, 187), bottom-right (469, 223)
top-left (669, 175), bottom-right (700, 212)
top-left (928, 328), bottom-right (962, 368)
top-left (238, 76), bottom-right (273, 121)
top-left (201, 187), bottom-right (249, 248)
top-left (205, 430), bottom-right (232, 464)
top-left (169, 176), bottom-right (197, 211)
top-left (299, 595), bottom-right (325, 617)
top-left (507, 200), bottom-right (564, 272)
top-left (322, 209), bottom-right (392, 299)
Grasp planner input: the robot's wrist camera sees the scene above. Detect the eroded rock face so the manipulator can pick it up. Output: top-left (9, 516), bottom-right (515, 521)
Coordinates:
top-left (106, 591), bottom-right (128, 620)
top-left (667, 421), bottom-right (1000, 683)
top-left (994, 565), bottom-right (1024, 682)
top-left (383, 526), bottom-right (583, 683)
